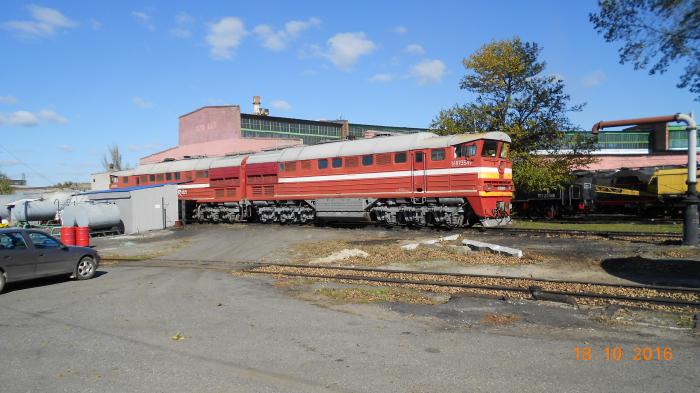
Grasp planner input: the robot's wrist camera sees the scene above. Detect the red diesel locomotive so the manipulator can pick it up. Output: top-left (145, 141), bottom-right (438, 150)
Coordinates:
top-left (109, 131), bottom-right (513, 227)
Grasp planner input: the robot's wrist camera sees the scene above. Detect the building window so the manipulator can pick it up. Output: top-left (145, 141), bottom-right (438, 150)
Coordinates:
top-left (166, 173), bottom-right (172, 181)
top-left (394, 152), bottom-right (407, 163)
top-left (175, 172), bottom-right (181, 180)
top-left (431, 149), bottom-right (445, 161)
top-left (362, 155), bottom-right (373, 166)
top-left (318, 159), bottom-right (328, 169)
top-left (332, 157), bottom-right (342, 168)
top-left (415, 152), bottom-right (423, 163)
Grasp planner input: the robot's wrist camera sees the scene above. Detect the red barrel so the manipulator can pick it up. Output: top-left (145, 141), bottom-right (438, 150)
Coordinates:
top-left (75, 227), bottom-right (90, 247)
top-left (60, 226), bottom-right (76, 246)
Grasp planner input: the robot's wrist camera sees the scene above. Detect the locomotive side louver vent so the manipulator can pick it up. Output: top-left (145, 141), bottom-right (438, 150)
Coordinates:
top-left (346, 157), bottom-right (359, 168)
top-left (377, 154), bottom-right (391, 165)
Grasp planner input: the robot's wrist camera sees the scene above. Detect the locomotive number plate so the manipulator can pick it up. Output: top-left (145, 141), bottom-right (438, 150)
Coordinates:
top-left (451, 159), bottom-right (472, 167)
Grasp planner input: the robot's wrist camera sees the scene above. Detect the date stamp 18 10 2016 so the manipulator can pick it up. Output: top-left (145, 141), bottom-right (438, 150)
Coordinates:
top-left (574, 346), bottom-right (673, 362)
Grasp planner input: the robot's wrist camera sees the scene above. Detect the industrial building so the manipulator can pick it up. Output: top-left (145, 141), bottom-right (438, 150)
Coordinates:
top-left (562, 123), bottom-right (699, 170)
top-left (140, 96), bottom-right (426, 164)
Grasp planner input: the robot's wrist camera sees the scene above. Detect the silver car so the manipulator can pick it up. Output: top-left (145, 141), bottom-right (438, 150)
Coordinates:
top-left (0, 228), bottom-right (100, 293)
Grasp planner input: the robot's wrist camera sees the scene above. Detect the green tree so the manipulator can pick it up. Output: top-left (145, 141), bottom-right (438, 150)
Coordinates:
top-left (0, 173), bottom-right (14, 195)
top-left (431, 37), bottom-right (596, 192)
top-left (590, 0), bottom-right (700, 100)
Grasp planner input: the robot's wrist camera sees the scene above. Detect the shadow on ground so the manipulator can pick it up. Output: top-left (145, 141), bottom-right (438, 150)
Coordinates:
top-left (601, 257), bottom-right (700, 287)
top-left (3, 271), bottom-right (108, 293)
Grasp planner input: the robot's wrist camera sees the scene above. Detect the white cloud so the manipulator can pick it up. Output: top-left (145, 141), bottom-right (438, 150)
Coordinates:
top-left (393, 26), bottom-right (408, 34)
top-left (58, 144), bottom-right (75, 152)
top-left (405, 44), bottom-right (425, 55)
top-left (2, 5), bottom-right (76, 38)
top-left (0, 96), bottom-right (17, 105)
top-left (270, 100), bottom-right (292, 111)
top-left (90, 18), bottom-right (102, 31)
top-left (132, 11), bottom-right (155, 31)
top-left (0, 159), bottom-right (22, 166)
top-left (7, 111), bottom-right (39, 127)
top-left (206, 17), bottom-right (246, 60)
top-left (170, 27), bottom-right (192, 38)
top-left (132, 96), bottom-right (153, 109)
top-left (409, 59), bottom-right (446, 85)
top-left (583, 70), bottom-right (606, 87)
top-left (370, 73), bottom-right (394, 83)
top-left (175, 12), bottom-right (193, 25)
top-left (38, 109), bottom-right (68, 124)
top-left (323, 32), bottom-right (376, 70)
top-left (254, 17), bottom-right (320, 51)
top-left (170, 12), bottom-right (193, 38)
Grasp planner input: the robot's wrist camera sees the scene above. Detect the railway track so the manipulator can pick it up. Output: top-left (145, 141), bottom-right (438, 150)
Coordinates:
top-left (244, 263), bottom-right (700, 310)
top-left (468, 226), bottom-right (682, 239)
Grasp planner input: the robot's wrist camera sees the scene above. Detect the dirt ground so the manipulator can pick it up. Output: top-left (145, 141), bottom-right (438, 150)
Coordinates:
top-left (93, 223), bottom-right (700, 288)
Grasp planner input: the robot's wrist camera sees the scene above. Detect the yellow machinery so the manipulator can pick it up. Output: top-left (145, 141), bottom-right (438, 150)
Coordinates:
top-left (647, 168), bottom-right (687, 196)
top-left (594, 168), bottom-right (688, 198)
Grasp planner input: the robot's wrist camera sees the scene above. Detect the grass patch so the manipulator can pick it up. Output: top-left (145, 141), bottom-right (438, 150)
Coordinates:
top-left (316, 287), bottom-right (444, 304)
top-left (512, 220), bottom-right (681, 234)
top-left (651, 247), bottom-right (699, 259)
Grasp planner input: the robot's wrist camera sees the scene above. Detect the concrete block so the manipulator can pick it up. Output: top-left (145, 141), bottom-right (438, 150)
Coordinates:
top-left (438, 234), bottom-right (460, 242)
top-left (400, 243), bottom-right (419, 251)
top-left (461, 239), bottom-right (523, 258)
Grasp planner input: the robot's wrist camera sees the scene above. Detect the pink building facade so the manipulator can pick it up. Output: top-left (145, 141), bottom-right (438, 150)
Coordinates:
top-left (141, 106), bottom-right (301, 164)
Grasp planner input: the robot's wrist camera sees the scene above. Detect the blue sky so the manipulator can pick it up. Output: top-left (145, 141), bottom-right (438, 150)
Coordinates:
top-left (0, 0), bottom-right (698, 186)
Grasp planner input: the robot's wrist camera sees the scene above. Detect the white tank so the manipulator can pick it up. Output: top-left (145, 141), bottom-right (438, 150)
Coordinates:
top-left (60, 204), bottom-right (80, 227)
top-left (74, 203), bottom-right (121, 230)
top-left (11, 199), bottom-right (59, 222)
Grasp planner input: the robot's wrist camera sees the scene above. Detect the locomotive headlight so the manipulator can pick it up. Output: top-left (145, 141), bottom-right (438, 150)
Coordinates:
top-left (485, 183), bottom-right (493, 192)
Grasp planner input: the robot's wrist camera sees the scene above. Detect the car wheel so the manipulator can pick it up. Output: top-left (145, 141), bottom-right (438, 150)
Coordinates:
top-left (0, 271), bottom-right (5, 293)
top-left (75, 256), bottom-right (96, 280)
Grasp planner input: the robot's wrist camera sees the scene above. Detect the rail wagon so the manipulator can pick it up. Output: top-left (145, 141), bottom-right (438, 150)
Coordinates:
top-left (108, 131), bottom-right (513, 228)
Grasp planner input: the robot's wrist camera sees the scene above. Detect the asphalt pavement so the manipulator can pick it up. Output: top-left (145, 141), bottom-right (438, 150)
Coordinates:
top-left (1, 264), bottom-right (698, 393)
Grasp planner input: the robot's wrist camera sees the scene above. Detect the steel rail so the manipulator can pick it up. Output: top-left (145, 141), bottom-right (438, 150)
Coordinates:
top-left (246, 268), bottom-right (700, 308)
top-left (469, 227), bottom-right (682, 238)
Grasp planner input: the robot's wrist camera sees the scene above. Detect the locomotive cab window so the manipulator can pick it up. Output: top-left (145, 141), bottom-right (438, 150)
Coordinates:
top-left (394, 152), bottom-right (407, 163)
top-left (332, 157), bottom-right (342, 168)
top-left (415, 152), bottom-right (423, 163)
top-left (431, 149), bottom-right (445, 161)
top-left (279, 163), bottom-right (285, 172)
top-left (500, 143), bottom-right (510, 158)
top-left (110, 176), bottom-right (118, 184)
top-left (482, 141), bottom-right (498, 157)
top-left (362, 155), bottom-right (373, 166)
top-left (456, 144), bottom-right (477, 158)
top-left (318, 159), bottom-right (328, 169)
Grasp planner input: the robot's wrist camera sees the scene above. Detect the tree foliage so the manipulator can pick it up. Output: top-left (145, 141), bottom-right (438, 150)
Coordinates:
top-left (590, 0), bottom-right (700, 100)
top-left (0, 173), bottom-right (13, 195)
top-left (431, 37), bottom-right (596, 192)
top-left (101, 144), bottom-right (124, 172)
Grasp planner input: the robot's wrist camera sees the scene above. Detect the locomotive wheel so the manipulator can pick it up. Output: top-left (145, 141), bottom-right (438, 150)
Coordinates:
top-left (543, 205), bottom-right (558, 220)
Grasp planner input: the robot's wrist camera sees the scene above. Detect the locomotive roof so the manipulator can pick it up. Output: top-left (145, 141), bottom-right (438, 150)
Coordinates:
top-left (246, 131), bottom-right (510, 163)
top-left (130, 157), bottom-right (217, 175)
top-left (119, 131), bottom-right (512, 175)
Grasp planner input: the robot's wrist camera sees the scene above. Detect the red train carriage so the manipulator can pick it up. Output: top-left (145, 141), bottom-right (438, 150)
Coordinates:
top-left (109, 131), bottom-right (513, 228)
